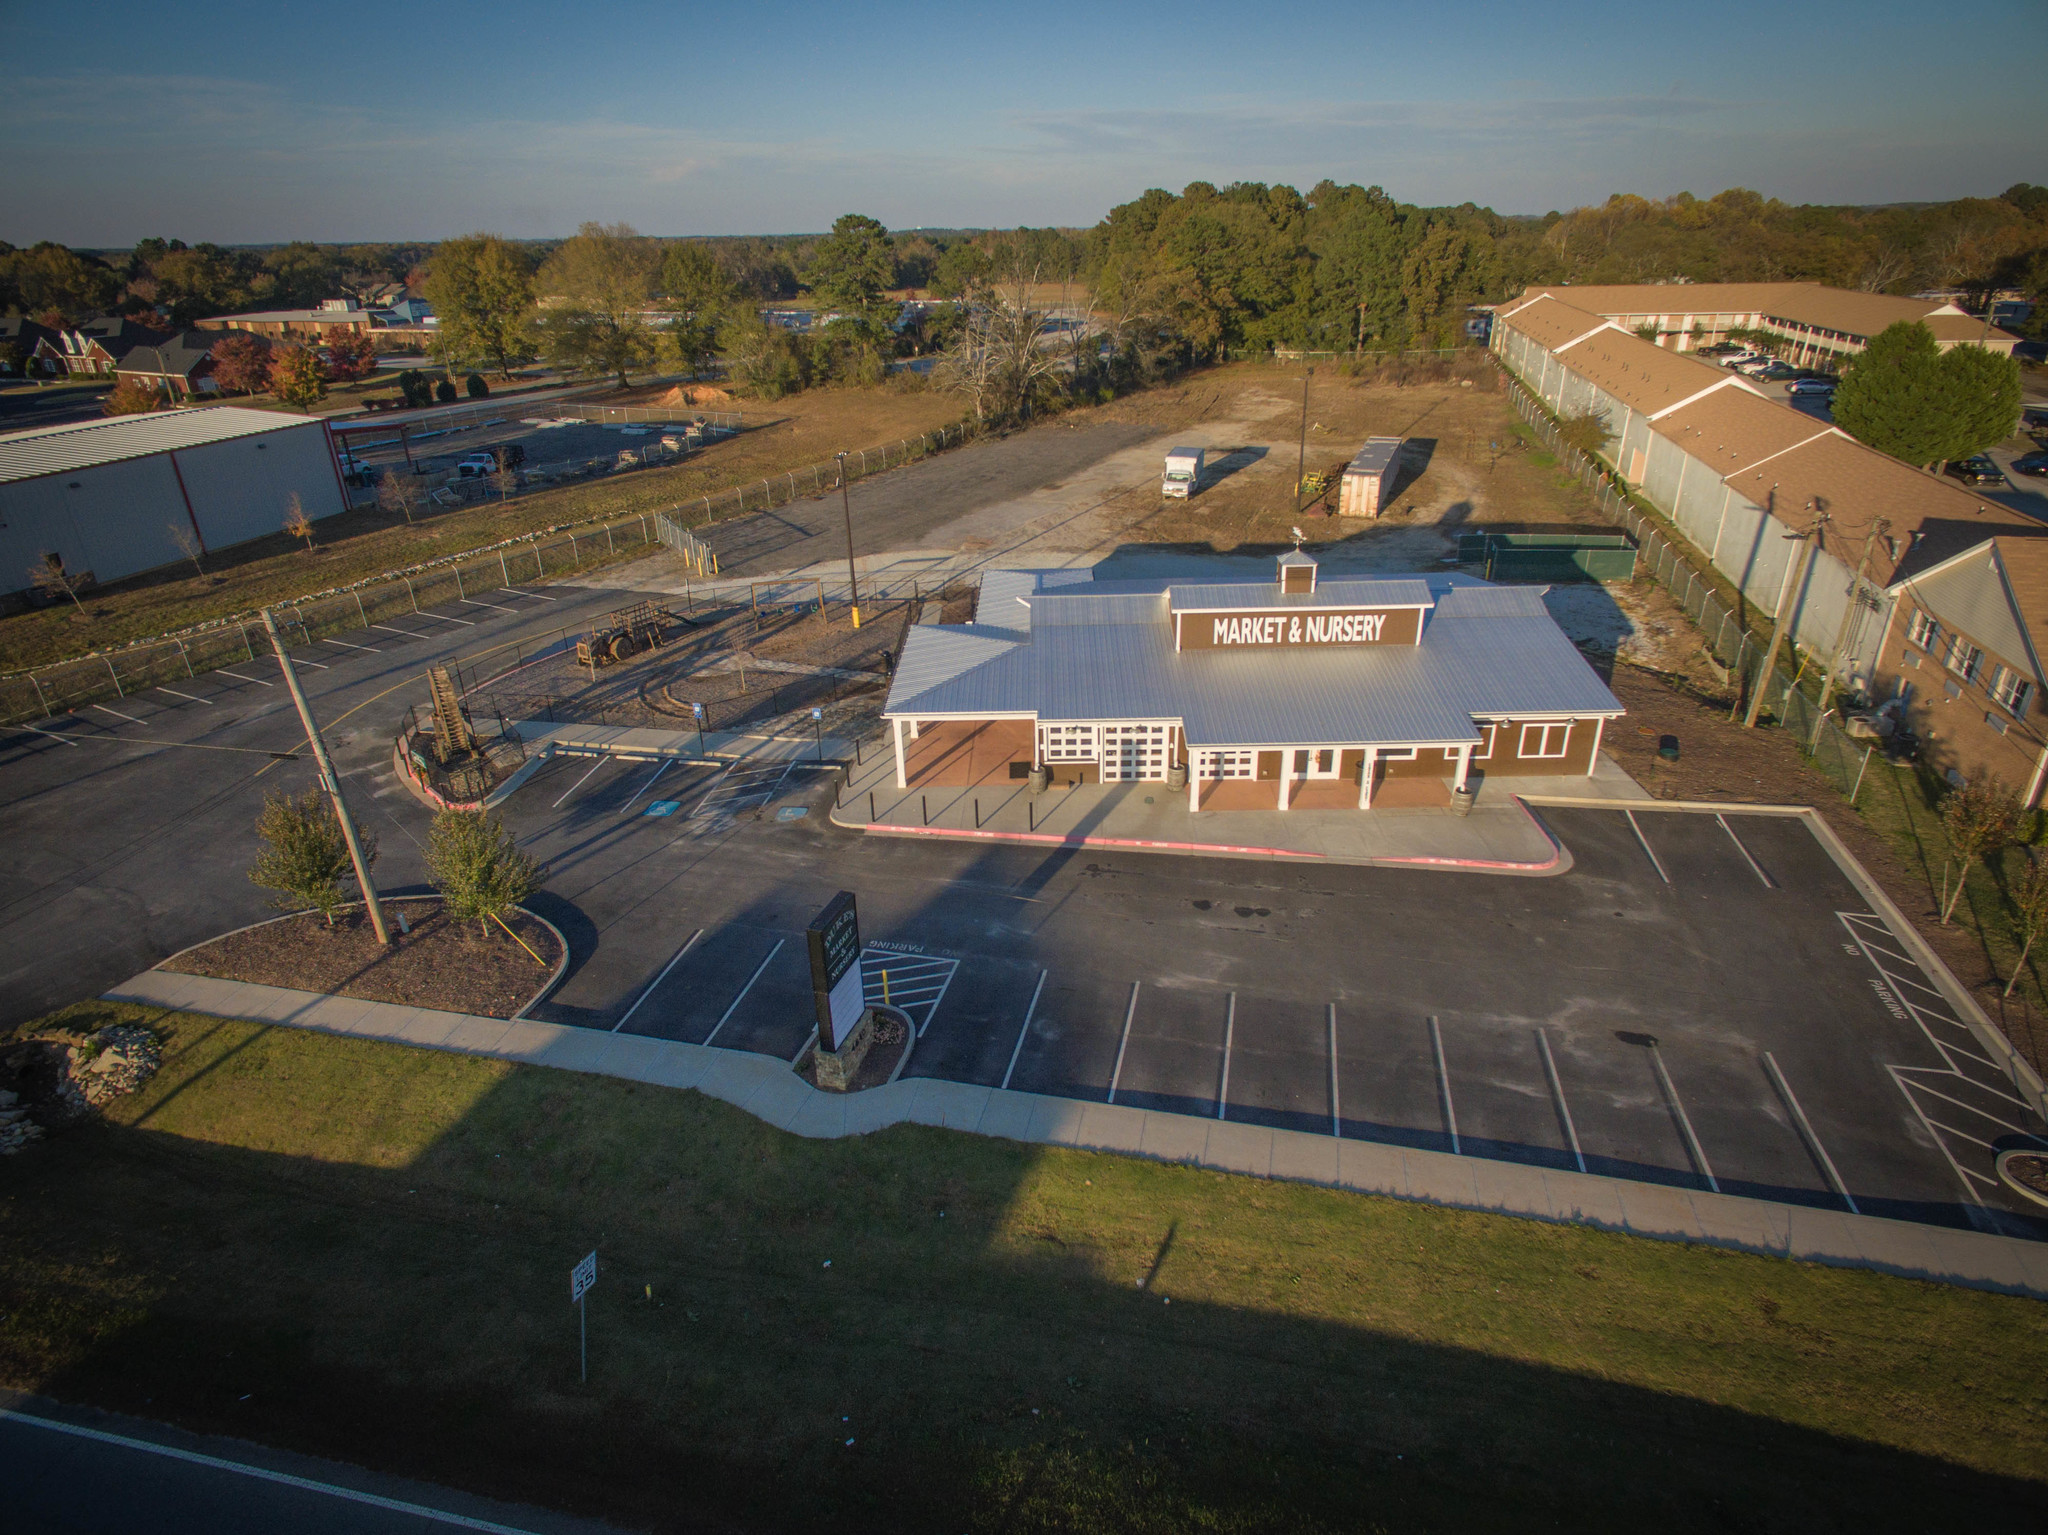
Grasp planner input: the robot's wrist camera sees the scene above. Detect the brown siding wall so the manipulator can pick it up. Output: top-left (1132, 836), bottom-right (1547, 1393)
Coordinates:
top-left (1473, 718), bottom-right (1601, 776)
top-left (1872, 603), bottom-right (2047, 802)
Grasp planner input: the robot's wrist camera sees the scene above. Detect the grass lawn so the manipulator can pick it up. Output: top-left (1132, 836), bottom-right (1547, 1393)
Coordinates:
top-left (3, 1003), bottom-right (2043, 1532)
top-left (0, 380), bottom-right (965, 672)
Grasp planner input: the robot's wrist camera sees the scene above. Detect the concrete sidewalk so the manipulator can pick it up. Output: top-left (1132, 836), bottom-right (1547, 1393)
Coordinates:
top-left (102, 966), bottom-right (2048, 1299)
top-left (828, 746), bottom-right (1651, 873)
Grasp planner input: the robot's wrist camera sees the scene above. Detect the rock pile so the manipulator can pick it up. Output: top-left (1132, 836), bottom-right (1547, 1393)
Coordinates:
top-left (74, 1025), bottom-right (163, 1106)
top-left (0, 1089), bottom-right (41, 1155)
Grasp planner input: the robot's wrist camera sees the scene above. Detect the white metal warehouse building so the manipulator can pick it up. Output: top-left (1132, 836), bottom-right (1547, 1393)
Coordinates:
top-left (0, 407), bottom-right (349, 595)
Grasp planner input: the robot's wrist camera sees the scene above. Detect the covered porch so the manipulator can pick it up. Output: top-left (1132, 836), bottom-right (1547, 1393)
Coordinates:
top-left (892, 717), bottom-right (1035, 789)
top-left (1187, 742), bottom-right (1474, 812)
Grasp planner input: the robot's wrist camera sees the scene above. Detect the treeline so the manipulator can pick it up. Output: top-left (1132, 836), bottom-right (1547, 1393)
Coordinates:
top-left (0, 239), bottom-right (429, 327)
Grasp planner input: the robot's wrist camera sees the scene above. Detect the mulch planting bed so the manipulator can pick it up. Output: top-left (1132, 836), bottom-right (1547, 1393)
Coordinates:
top-left (162, 901), bottom-right (559, 1019)
top-left (796, 1011), bottom-right (910, 1092)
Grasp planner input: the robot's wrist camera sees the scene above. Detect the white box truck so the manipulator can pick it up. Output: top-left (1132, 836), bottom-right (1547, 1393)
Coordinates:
top-left (1162, 447), bottom-right (1203, 498)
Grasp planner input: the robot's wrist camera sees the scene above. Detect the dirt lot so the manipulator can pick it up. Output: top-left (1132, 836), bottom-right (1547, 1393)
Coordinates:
top-left (162, 900), bottom-right (561, 1019)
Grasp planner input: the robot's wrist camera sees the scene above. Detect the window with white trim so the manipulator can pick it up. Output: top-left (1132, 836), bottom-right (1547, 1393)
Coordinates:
top-left (1519, 721), bottom-right (1572, 759)
top-left (1906, 609), bottom-right (1938, 651)
top-left (1203, 749), bottom-right (1256, 779)
top-left (1039, 724), bottom-right (1097, 762)
top-left (1472, 722), bottom-right (1498, 761)
top-left (1991, 665), bottom-right (2033, 718)
top-left (1379, 747), bottom-right (1418, 761)
top-left (1946, 636), bottom-right (1983, 683)
top-left (1099, 722), bottom-right (1171, 782)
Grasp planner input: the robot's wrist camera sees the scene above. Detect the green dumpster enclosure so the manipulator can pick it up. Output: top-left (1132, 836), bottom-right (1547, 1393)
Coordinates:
top-left (1455, 531), bottom-right (1638, 583)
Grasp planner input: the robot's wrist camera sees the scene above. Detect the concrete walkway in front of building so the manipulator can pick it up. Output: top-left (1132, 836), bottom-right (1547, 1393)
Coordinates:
top-left (100, 966), bottom-right (2048, 1301)
top-left (827, 743), bottom-right (1653, 874)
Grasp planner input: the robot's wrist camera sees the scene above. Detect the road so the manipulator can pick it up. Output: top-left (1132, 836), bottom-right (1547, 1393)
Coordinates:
top-left (0, 1396), bottom-right (624, 1534)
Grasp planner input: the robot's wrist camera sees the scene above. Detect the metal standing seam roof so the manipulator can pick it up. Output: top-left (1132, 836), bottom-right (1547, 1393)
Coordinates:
top-left (1165, 578), bottom-right (1434, 612)
top-left (0, 406), bottom-right (320, 485)
top-left (886, 574), bottom-right (1620, 747)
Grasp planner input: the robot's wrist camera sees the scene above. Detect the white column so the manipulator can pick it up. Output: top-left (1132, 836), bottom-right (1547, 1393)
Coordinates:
top-left (1454, 743), bottom-right (1473, 793)
top-left (893, 716), bottom-right (907, 789)
top-left (1188, 752), bottom-right (1202, 813)
top-left (1586, 717), bottom-right (1606, 778)
top-left (1277, 752), bottom-right (1293, 812)
top-left (1359, 747), bottom-right (1378, 809)
top-left (908, 718), bottom-right (920, 740)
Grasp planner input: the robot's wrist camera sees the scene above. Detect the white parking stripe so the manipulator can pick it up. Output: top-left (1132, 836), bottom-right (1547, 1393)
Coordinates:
top-left (23, 724), bottom-right (79, 747)
top-left (1716, 814), bottom-right (1774, 886)
top-left (1430, 1016), bottom-right (1459, 1154)
top-left (414, 610), bottom-right (478, 627)
top-left (618, 759), bottom-right (671, 814)
top-left (502, 588), bottom-right (558, 601)
top-left (155, 687), bottom-right (213, 706)
top-left (1328, 1003), bottom-right (1341, 1138)
top-left (1648, 1043), bottom-right (1718, 1193)
top-left (1762, 1052), bottom-right (1857, 1213)
top-left (1626, 809), bottom-right (1671, 884)
top-left (92, 704), bottom-right (146, 725)
top-left (1001, 970), bottom-right (1047, 1091)
top-left (551, 759), bottom-right (606, 807)
top-left (1217, 992), bottom-right (1235, 1120)
top-left (1537, 1027), bottom-right (1585, 1172)
top-left (319, 636), bottom-right (380, 652)
top-left (613, 928), bottom-right (704, 1033)
top-left (214, 669), bottom-right (275, 686)
top-left (372, 624), bottom-right (426, 640)
top-left (1105, 982), bottom-right (1140, 1103)
top-left (459, 598), bottom-right (517, 614)
top-left (703, 940), bottom-right (784, 1047)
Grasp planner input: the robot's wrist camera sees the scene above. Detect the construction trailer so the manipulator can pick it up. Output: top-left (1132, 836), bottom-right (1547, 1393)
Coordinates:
top-left (1338, 437), bottom-right (1403, 518)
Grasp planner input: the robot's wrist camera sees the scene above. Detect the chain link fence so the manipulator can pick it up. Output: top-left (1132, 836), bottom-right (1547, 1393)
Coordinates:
top-left (1495, 361), bottom-right (1878, 802)
top-left (0, 416), bottom-right (985, 726)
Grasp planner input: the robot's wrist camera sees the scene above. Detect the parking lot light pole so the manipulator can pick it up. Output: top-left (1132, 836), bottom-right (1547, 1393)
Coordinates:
top-left (1293, 366), bottom-right (1314, 516)
top-left (837, 452), bottom-right (861, 628)
top-left (261, 607), bottom-right (390, 946)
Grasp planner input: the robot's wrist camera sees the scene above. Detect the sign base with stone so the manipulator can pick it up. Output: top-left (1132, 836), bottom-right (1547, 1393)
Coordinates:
top-left (813, 1007), bottom-right (878, 1092)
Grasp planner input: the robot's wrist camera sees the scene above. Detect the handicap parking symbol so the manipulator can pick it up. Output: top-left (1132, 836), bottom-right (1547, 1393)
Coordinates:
top-left (644, 801), bottom-right (680, 817)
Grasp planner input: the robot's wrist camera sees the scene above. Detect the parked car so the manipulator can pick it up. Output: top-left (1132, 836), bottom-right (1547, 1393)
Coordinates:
top-left (1756, 362), bottom-right (1799, 381)
top-left (1695, 342), bottom-right (1742, 357)
top-left (1945, 455), bottom-right (2006, 486)
top-left (334, 450), bottom-right (373, 485)
top-left (2010, 451), bottom-right (2048, 477)
top-left (1787, 377), bottom-right (1837, 396)
top-left (454, 444), bottom-right (526, 478)
top-left (2021, 405), bottom-right (2048, 430)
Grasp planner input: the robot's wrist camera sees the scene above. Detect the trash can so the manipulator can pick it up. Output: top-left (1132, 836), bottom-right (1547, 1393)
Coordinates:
top-left (1029, 765), bottom-right (1050, 794)
top-left (1166, 763), bottom-right (1188, 791)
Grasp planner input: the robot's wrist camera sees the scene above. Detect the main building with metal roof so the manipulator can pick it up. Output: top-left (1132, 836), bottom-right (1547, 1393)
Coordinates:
top-left (883, 552), bottom-right (1623, 812)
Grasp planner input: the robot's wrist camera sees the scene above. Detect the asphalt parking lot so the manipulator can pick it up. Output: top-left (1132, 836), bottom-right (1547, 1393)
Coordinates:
top-left (498, 757), bottom-right (2048, 1239)
top-left (4, 564), bottom-right (2043, 1240)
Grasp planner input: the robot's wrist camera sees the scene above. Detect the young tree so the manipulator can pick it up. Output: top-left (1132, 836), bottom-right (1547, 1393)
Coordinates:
top-left (660, 240), bottom-right (735, 377)
top-left (422, 233), bottom-right (536, 378)
top-left (720, 311), bottom-right (805, 399)
top-left (284, 493), bottom-right (316, 551)
top-left (424, 809), bottom-right (546, 937)
top-left (2004, 852), bottom-right (2048, 996)
top-left (28, 551), bottom-right (88, 613)
top-left (1557, 408), bottom-right (1615, 459)
top-left (166, 520), bottom-right (206, 578)
top-left (376, 469), bottom-right (422, 523)
top-left (492, 463), bottom-right (518, 502)
top-left (396, 368), bottom-right (434, 407)
top-left (1939, 776), bottom-right (2021, 924)
top-left (321, 325), bottom-right (377, 383)
top-left (210, 331), bottom-right (272, 394)
top-left (1937, 343), bottom-right (2025, 463)
top-left (102, 379), bottom-right (165, 415)
top-left (248, 788), bottom-right (374, 927)
top-left (535, 222), bottom-right (661, 386)
top-left (270, 344), bottom-right (329, 411)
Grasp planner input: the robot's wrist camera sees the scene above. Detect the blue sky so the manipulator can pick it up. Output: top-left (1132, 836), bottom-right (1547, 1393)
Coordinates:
top-left (2, 0), bottom-right (2042, 245)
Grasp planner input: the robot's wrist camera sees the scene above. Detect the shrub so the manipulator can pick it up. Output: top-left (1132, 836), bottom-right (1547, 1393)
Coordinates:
top-left (425, 810), bottom-right (546, 936)
top-left (248, 789), bottom-right (373, 927)
top-left (397, 368), bottom-right (433, 407)
top-left (465, 372), bottom-right (489, 398)
top-left (435, 378), bottom-right (458, 403)
top-left (102, 380), bottom-right (166, 415)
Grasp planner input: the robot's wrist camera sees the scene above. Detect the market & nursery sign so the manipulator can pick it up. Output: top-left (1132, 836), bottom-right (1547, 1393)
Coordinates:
top-left (1175, 605), bottom-right (1422, 650)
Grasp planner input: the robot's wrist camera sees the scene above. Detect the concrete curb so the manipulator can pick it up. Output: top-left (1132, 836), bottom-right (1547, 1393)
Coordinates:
top-left (99, 968), bottom-right (2048, 1300)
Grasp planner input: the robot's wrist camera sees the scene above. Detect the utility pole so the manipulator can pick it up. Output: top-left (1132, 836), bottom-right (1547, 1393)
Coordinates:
top-left (836, 452), bottom-right (861, 629)
top-left (262, 607), bottom-right (390, 944)
top-left (1809, 516), bottom-right (1890, 753)
top-left (1293, 366), bottom-right (1314, 517)
top-left (1743, 514), bottom-right (1828, 730)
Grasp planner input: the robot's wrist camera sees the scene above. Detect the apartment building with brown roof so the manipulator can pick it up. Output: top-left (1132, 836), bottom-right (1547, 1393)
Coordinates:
top-left (1500, 281), bottom-right (2019, 368)
top-left (1876, 537), bottom-right (2048, 803)
top-left (1492, 295), bottom-right (2037, 694)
